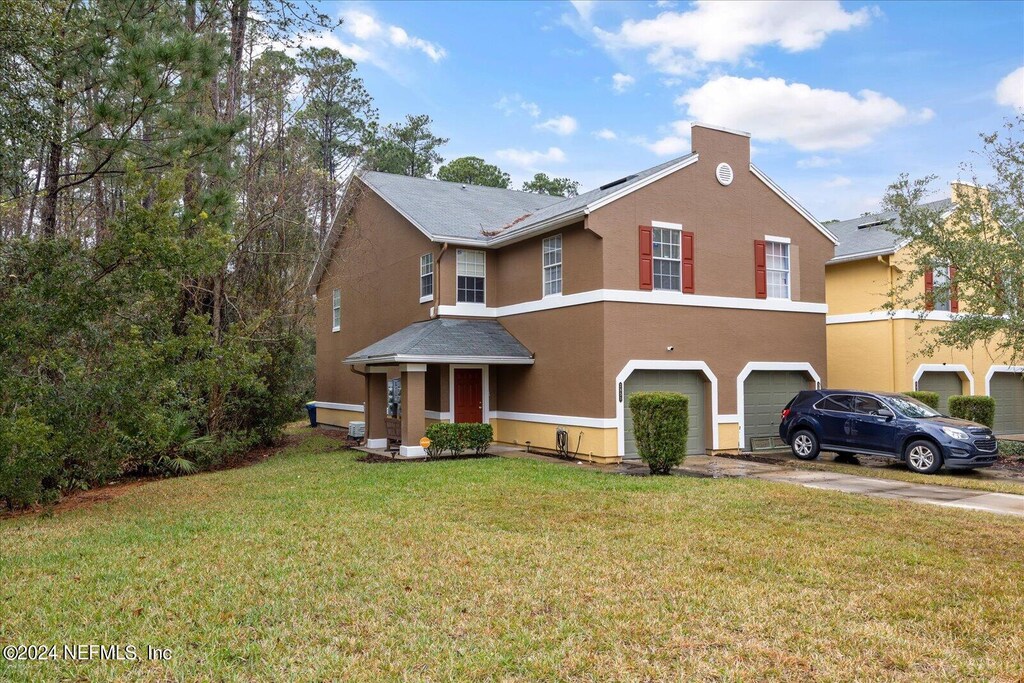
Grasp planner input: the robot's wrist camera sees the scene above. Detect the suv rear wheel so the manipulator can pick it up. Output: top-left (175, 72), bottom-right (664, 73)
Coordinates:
top-left (791, 430), bottom-right (820, 460)
top-left (905, 439), bottom-right (942, 474)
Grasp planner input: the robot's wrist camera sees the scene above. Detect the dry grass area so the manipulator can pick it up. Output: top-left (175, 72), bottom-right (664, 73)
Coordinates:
top-left (1, 431), bottom-right (1022, 681)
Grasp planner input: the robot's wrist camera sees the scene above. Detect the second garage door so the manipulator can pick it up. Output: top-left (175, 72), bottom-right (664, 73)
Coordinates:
top-left (743, 371), bottom-right (810, 449)
top-left (990, 372), bottom-right (1024, 435)
top-left (623, 370), bottom-right (705, 456)
top-left (917, 371), bottom-right (963, 414)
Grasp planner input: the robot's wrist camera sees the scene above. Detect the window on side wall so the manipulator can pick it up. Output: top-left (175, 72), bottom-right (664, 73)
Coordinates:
top-left (542, 234), bottom-right (562, 296)
top-left (420, 253), bottom-right (434, 302)
top-left (765, 241), bottom-right (790, 299)
top-left (456, 249), bottom-right (486, 304)
top-left (932, 265), bottom-right (951, 312)
top-left (332, 288), bottom-right (341, 331)
top-left (652, 227), bottom-right (681, 291)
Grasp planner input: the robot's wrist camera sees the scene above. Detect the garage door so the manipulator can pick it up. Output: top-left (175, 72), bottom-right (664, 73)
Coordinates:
top-left (743, 371), bottom-right (810, 449)
top-left (917, 372), bottom-right (963, 414)
top-left (623, 370), bottom-right (705, 456)
top-left (990, 372), bottom-right (1024, 435)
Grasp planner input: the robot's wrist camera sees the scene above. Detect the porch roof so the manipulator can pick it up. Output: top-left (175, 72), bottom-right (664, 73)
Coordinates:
top-left (344, 318), bottom-right (534, 366)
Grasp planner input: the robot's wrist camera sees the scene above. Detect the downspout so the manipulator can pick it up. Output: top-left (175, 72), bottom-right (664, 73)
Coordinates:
top-left (432, 242), bottom-right (448, 319)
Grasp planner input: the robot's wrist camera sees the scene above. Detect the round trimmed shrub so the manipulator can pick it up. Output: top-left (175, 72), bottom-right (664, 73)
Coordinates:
top-left (948, 395), bottom-right (995, 427)
top-left (628, 391), bottom-right (689, 475)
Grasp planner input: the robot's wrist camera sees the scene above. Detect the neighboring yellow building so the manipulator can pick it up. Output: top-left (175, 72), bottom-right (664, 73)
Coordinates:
top-left (825, 184), bottom-right (1024, 435)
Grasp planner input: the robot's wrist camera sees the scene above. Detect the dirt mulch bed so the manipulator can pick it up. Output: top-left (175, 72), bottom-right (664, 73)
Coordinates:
top-left (356, 452), bottom-right (496, 464)
top-left (2, 434), bottom-right (303, 521)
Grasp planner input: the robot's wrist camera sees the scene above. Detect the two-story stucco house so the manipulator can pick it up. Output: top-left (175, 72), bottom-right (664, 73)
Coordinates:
top-left (825, 183), bottom-right (1024, 435)
top-left (309, 123), bottom-right (838, 460)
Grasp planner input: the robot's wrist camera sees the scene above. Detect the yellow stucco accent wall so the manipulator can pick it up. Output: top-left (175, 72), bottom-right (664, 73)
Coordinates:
top-left (715, 423), bottom-right (740, 452)
top-left (827, 321), bottom-right (897, 391)
top-left (826, 258), bottom-right (893, 315)
top-left (315, 407), bottom-right (364, 429)
top-left (493, 419), bottom-right (619, 463)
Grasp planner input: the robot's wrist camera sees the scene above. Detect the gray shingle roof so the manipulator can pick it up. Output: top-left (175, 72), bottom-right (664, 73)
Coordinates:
top-left (830, 198), bottom-right (953, 262)
top-left (345, 318), bottom-right (533, 364)
top-left (359, 172), bottom-right (563, 241)
top-left (358, 154), bottom-right (695, 243)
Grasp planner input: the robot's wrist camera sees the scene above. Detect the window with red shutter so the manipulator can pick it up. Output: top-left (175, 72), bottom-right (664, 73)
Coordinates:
top-left (682, 231), bottom-right (694, 293)
top-left (949, 265), bottom-right (959, 312)
top-left (754, 240), bottom-right (767, 299)
top-left (639, 226), bottom-right (653, 290)
top-left (924, 268), bottom-right (935, 311)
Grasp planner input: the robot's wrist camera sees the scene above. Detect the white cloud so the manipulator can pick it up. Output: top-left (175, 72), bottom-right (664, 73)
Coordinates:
top-left (535, 115), bottom-right (578, 136)
top-left (797, 155), bottom-right (839, 169)
top-left (595, 128), bottom-right (618, 140)
top-left (495, 94), bottom-right (541, 118)
top-left (676, 76), bottom-right (928, 151)
top-left (995, 66), bottom-right (1024, 110)
top-left (823, 175), bottom-right (852, 188)
top-left (594, 1), bottom-right (873, 74)
top-left (612, 73), bottom-right (636, 93)
top-left (571, 0), bottom-right (597, 22)
top-left (340, 9), bottom-right (446, 63)
top-left (495, 147), bottom-right (567, 168)
top-left (645, 120), bottom-right (691, 156)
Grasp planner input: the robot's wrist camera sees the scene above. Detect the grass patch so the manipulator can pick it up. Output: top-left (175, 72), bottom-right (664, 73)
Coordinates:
top-left (790, 454), bottom-right (1024, 496)
top-left (1, 430), bottom-right (1022, 681)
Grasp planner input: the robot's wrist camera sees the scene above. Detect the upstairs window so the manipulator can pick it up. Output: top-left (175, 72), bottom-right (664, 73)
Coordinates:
top-left (931, 265), bottom-right (951, 312)
top-left (652, 227), bottom-right (681, 291)
top-left (332, 288), bottom-right (341, 331)
top-left (765, 241), bottom-right (790, 299)
top-left (419, 253), bottom-right (434, 302)
top-left (542, 235), bottom-right (562, 296)
top-left (457, 249), bottom-right (486, 304)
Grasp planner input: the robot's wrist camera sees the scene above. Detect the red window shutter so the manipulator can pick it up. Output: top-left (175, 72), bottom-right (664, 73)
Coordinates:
top-left (949, 265), bottom-right (958, 312)
top-left (639, 226), bottom-right (653, 291)
top-left (924, 268), bottom-right (934, 311)
top-left (682, 231), bottom-right (695, 293)
top-left (754, 239), bottom-right (767, 299)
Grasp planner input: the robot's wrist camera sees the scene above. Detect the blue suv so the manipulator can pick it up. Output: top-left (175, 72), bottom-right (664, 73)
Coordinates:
top-left (778, 390), bottom-right (998, 473)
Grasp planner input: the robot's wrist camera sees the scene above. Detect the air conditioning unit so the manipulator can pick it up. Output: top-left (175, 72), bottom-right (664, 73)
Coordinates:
top-left (348, 421), bottom-right (365, 439)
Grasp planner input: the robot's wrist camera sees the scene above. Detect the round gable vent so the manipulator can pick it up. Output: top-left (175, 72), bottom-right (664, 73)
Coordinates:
top-left (716, 162), bottom-right (734, 186)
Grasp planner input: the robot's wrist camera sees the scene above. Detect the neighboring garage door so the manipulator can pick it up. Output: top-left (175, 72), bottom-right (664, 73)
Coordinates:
top-left (624, 370), bottom-right (705, 456)
top-left (743, 371), bottom-right (810, 449)
top-left (990, 372), bottom-right (1024, 435)
top-left (917, 371), bottom-right (963, 414)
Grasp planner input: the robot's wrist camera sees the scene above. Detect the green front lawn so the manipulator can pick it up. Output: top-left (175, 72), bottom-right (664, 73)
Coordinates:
top-left (2, 432), bottom-right (1022, 681)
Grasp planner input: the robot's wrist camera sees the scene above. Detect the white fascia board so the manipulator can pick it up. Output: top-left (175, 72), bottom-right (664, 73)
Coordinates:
top-left (827, 247), bottom-right (898, 265)
top-left (438, 289), bottom-right (827, 319)
top-left (826, 310), bottom-right (958, 325)
top-left (750, 164), bottom-right (839, 245)
top-left (313, 401), bottom-right (365, 412)
top-left (585, 154), bottom-right (699, 214)
top-left (486, 211), bottom-right (586, 248)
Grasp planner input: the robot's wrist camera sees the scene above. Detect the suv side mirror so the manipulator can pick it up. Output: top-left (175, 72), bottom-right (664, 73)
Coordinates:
top-left (877, 407), bottom-right (895, 420)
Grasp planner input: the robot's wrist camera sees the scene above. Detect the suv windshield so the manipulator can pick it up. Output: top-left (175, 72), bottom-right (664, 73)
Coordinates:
top-left (885, 395), bottom-right (941, 418)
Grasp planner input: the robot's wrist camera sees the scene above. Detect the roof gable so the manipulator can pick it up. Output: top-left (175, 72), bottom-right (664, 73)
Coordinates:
top-left (829, 198), bottom-right (953, 263)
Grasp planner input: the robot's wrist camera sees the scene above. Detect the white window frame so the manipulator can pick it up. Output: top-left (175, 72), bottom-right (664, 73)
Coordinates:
top-left (542, 234), bottom-right (562, 297)
top-left (765, 240), bottom-right (791, 300)
top-left (456, 249), bottom-right (486, 304)
top-left (419, 253), bottom-right (434, 303)
top-left (652, 226), bottom-right (682, 292)
top-left (331, 288), bottom-right (341, 332)
top-left (932, 264), bottom-right (952, 312)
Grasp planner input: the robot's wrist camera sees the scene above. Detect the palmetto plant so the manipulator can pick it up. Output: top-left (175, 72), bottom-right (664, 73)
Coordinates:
top-left (155, 413), bottom-right (213, 476)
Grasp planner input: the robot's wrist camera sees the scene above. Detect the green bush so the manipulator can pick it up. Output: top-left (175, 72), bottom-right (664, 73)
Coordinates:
top-left (461, 423), bottom-right (493, 455)
top-left (948, 395), bottom-right (996, 427)
top-left (628, 392), bottom-right (689, 475)
top-left (998, 439), bottom-right (1024, 458)
top-left (903, 391), bottom-right (940, 410)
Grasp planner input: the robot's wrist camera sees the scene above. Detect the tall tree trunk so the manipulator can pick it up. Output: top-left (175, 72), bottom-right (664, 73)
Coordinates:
top-left (39, 110), bottom-right (64, 239)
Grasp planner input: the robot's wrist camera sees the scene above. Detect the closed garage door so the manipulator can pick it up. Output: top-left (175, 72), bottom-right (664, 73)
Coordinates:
top-left (990, 372), bottom-right (1024, 435)
top-left (917, 372), bottom-right (963, 414)
top-left (624, 370), bottom-right (705, 456)
top-left (743, 371), bottom-right (810, 449)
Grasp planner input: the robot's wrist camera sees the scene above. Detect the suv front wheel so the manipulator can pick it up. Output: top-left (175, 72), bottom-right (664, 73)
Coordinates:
top-left (905, 439), bottom-right (942, 474)
top-left (791, 430), bottom-right (820, 460)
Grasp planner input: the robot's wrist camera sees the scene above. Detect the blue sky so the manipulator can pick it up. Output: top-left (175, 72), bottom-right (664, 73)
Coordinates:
top-left (308, 0), bottom-right (1023, 220)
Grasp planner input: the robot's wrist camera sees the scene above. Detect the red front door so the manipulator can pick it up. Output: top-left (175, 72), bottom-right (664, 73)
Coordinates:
top-left (453, 368), bottom-right (483, 423)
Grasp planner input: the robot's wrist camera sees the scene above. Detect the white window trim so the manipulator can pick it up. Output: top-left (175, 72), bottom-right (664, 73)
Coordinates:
top-left (456, 249), bottom-right (487, 305)
top-left (652, 225), bottom-right (683, 292)
top-left (542, 234), bottom-right (563, 298)
top-left (419, 253), bottom-right (434, 304)
top-left (764, 234), bottom-right (790, 244)
top-left (765, 240), bottom-right (791, 300)
top-left (331, 288), bottom-right (341, 332)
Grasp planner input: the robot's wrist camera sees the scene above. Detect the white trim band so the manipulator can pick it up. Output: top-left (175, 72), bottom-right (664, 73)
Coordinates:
top-left (912, 363), bottom-right (975, 395)
top-left (827, 310), bottom-right (958, 325)
top-left (313, 401), bottom-right (364, 412)
top-left (984, 365), bottom-right (1024, 395)
top-left (438, 288), bottom-right (827, 319)
top-left (493, 411), bottom-right (617, 429)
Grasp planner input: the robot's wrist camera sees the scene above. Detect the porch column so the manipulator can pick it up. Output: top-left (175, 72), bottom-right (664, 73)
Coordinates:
top-left (365, 371), bottom-right (388, 448)
top-left (400, 364), bottom-right (427, 458)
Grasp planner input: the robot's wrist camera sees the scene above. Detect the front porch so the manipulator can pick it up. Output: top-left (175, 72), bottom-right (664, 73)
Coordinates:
top-left (345, 318), bottom-right (535, 458)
